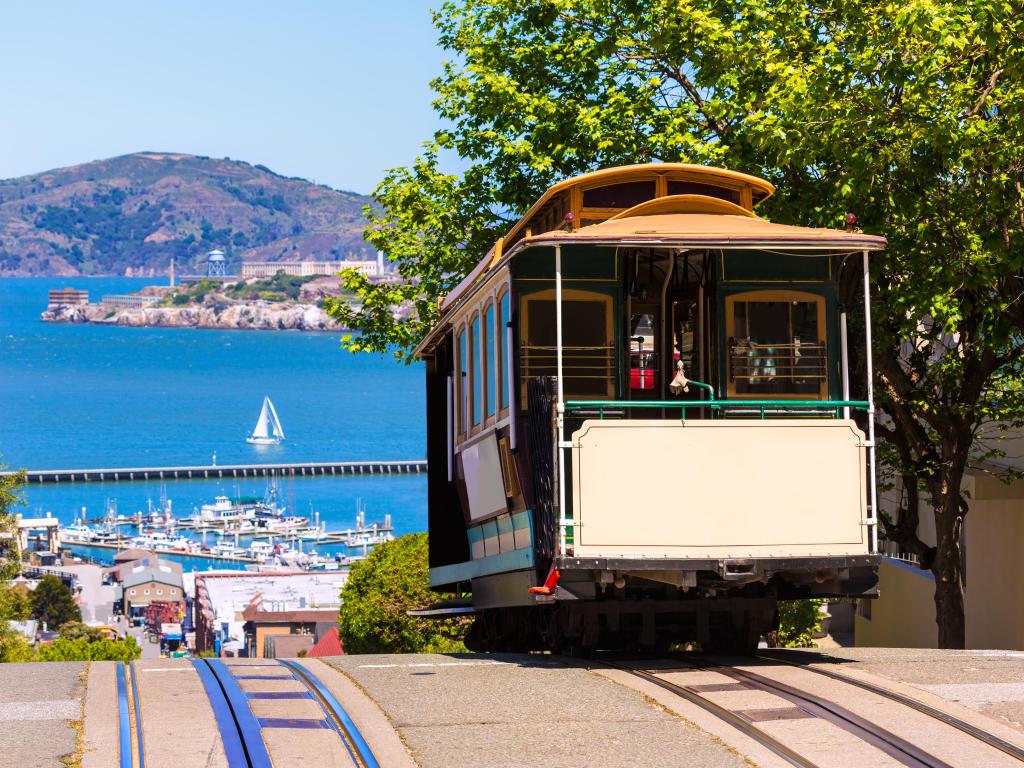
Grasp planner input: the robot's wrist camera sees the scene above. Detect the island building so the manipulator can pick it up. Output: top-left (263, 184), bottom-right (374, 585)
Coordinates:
top-left (192, 571), bottom-right (346, 657)
top-left (101, 294), bottom-right (161, 308)
top-left (207, 248), bottom-right (228, 277)
top-left (241, 251), bottom-right (387, 279)
top-left (47, 288), bottom-right (89, 305)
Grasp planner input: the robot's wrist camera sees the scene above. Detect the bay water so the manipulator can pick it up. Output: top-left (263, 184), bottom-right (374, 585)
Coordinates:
top-left (0, 277), bottom-right (426, 569)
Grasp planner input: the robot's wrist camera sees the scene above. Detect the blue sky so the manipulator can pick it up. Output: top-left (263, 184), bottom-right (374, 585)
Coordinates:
top-left (0, 2), bottom-right (449, 194)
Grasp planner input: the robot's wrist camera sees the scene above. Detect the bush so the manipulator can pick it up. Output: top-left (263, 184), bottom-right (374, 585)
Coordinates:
top-left (0, 584), bottom-right (31, 621)
top-left (338, 533), bottom-right (470, 654)
top-left (773, 599), bottom-right (827, 648)
top-left (0, 625), bottom-right (35, 663)
top-left (58, 621), bottom-right (105, 642)
top-left (35, 636), bottom-right (141, 662)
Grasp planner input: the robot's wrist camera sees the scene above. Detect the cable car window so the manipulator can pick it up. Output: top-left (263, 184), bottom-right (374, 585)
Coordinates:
top-left (725, 291), bottom-right (827, 398)
top-left (457, 329), bottom-right (468, 435)
top-left (485, 303), bottom-right (496, 418)
top-left (666, 180), bottom-right (740, 204)
top-left (498, 291), bottom-right (510, 411)
top-left (581, 181), bottom-right (656, 209)
top-left (472, 314), bottom-right (483, 426)
top-left (520, 289), bottom-right (614, 400)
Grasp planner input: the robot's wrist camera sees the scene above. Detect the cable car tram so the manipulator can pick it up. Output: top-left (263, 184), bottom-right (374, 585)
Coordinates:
top-left (414, 164), bottom-right (884, 653)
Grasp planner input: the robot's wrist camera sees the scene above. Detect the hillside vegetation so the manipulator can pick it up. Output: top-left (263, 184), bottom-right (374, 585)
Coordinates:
top-left (0, 152), bottom-right (374, 276)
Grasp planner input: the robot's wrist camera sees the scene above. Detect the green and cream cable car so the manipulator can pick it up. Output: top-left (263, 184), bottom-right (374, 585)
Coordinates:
top-left (414, 164), bottom-right (884, 653)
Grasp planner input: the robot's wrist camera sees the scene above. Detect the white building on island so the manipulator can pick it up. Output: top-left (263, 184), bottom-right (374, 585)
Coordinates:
top-left (241, 252), bottom-right (386, 280)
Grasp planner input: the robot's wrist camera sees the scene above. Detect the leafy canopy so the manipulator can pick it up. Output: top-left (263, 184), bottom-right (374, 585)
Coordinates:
top-left (338, 533), bottom-right (469, 653)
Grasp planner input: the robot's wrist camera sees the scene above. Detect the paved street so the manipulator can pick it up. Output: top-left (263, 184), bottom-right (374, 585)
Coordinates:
top-left (7, 650), bottom-right (1024, 767)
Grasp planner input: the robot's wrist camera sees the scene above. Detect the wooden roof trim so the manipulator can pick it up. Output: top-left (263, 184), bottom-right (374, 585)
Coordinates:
top-left (608, 194), bottom-right (757, 220)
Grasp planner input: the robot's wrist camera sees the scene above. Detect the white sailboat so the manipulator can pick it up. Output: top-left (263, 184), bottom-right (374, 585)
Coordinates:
top-left (246, 396), bottom-right (285, 445)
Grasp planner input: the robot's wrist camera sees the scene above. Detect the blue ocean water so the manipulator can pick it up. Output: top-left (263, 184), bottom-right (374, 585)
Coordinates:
top-left (0, 277), bottom-right (427, 564)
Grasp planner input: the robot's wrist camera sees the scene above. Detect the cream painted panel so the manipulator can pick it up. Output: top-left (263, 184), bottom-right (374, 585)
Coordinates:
top-left (461, 434), bottom-right (508, 521)
top-left (571, 419), bottom-right (867, 558)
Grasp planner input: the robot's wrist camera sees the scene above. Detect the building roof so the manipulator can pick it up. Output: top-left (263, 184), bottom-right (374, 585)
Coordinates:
top-left (241, 605), bottom-right (338, 624)
top-left (196, 571), bottom-right (346, 615)
top-left (307, 625), bottom-right (343, 657)
top-left (123, 566), bottom-right (184, 591)
top-left (114, 548), bottom-right (158, 563)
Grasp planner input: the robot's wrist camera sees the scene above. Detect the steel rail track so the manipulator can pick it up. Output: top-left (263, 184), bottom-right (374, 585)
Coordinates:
top-left (603, 660), bottom-right (820, 768)
top-left (189, 658), bottom-right (377, 768)
top-left (712, 663), bottom-right (953, 768)
top-left (608, 658), bottom-right (964, 768)
top-left (757, 652), bottom-right (1024, 763)
top-left (128, 662), bottom-right (147, 768)
top-left (115, 663), bottom-right (134, 768)
top-left (280, 660), bottom-right (381, 768)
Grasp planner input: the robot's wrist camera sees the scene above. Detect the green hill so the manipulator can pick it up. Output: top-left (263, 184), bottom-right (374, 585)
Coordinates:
top-left (0, 152), bottom-right (374, 276)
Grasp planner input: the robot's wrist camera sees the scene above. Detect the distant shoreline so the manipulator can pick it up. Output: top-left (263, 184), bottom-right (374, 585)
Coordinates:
top-left (41, 299), bottom-right (347, 332)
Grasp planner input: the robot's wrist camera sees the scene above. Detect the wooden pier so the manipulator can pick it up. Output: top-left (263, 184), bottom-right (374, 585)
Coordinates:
top-left (5, 459), bottom-right (427, 485)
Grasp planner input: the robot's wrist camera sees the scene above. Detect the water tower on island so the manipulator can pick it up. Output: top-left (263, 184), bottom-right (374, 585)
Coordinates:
top-left (206, 249), bottom-right (227, 278)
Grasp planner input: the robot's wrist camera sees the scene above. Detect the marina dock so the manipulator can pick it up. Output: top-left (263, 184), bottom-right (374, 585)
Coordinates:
top-left (4, 459), bottom-right (427, 484)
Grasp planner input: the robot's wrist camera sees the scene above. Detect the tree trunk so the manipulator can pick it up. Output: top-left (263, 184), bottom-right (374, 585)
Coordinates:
top-left (931, 493), bottom-right (966, 649)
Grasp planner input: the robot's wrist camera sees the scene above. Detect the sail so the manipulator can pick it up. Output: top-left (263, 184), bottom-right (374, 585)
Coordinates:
top-left (266, 397), bottom-right (285, 439)
top-left (251, 397), bottom-right (271, 439)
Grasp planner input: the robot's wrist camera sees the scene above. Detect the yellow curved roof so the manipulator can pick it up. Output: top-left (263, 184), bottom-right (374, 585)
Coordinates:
top-left (519, 211), bottom-right (886, 251)
top-left (502, 163), bottom-right (774, 246)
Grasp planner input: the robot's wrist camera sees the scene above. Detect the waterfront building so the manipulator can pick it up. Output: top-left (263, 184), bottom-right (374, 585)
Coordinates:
top-left (240, 259), bottom-right (380, 279)
top-left (48, 288), bottom-right (89, 305)
top-left (121, 564), bottom-right (185, 622)
top-left (101, 294), bottom-right (161, 308)
top-left (192, 571), bottom-right (346, 656)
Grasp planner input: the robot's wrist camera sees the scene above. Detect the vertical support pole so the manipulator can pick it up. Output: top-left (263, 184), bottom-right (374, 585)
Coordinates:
top-left (862, 250), bottom-right (878, 554)
top-left (506, 320), bottom-right (516, 451)
top-left (446, 375), bottom-right (454, 482)
top-left (555, 245), bottom-right (567, 557)
top-left (840, 311), bottom-right (851, 419)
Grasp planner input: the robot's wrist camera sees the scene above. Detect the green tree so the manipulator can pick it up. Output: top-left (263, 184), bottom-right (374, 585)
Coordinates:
top-left (338, 533), bottom-right (470, 653)
top-left (0, 464), bottom-right (26, 580)
top-left (332, 1), bottom-right (1024, 648)
top-left (31, 575), bottom-right (81, 629)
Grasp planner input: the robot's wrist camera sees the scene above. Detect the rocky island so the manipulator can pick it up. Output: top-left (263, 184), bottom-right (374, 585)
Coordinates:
top-left (42, 273), bottom-right (350, 332)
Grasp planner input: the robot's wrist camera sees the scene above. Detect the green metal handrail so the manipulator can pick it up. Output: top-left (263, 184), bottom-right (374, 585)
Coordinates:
top-left (564, 398), bottom-right (870, 420)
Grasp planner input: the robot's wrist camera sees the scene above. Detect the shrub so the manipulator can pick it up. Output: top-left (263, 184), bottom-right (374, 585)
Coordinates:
top-left (773, 599), bottom-right (827, 648)
top-left (36, 636), bottom-right (141, 662)
top-left (338, 533), bottom-right (470, 654)
top-left (0, 625), bottom-right (35, 663)
top-left (0, 584), bottom-right (31, 621)
top-left (58, 621), bottom-right (105, 642)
